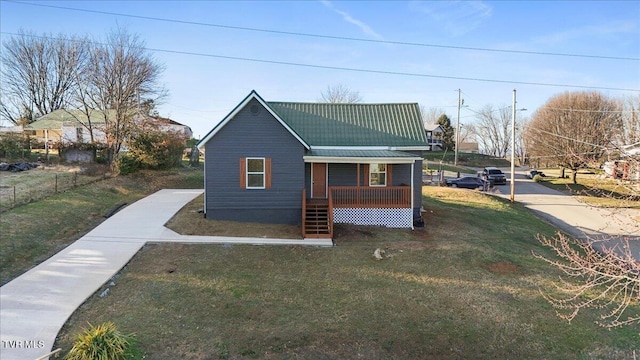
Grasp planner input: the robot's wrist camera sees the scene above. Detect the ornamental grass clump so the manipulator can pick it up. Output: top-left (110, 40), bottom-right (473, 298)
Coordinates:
top-left (66, 322), bottom-right (136, 360)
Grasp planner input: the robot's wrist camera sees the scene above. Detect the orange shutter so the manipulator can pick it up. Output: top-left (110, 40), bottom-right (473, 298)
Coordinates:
top-left (239, 158), bottom-right (246, 188)
top-left (265, 158), bottom-right (272, 188)
top-left (364, 164), bottom-right (370, 186)
top-left (387, 164), bottom-right (392, 186)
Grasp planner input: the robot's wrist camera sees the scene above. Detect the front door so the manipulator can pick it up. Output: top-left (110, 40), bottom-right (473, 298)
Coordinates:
top-left (312, 163), bottom-right (327, 198)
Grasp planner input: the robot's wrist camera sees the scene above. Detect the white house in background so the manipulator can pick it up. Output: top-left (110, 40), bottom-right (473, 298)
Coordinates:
top-left (621, 142), bottom-right (640, 157)
top-left (424, 124), bottom-right (444, 151)
top-left (26, 109), bottom-right (193, 144)
top-left (0, 125), bottom-right (24, 134)
top-left (26, 109), bottom-right (108, 144)
top-left (603, 142), bottom-right (640, 181)
top-left (140, 116), bottom-right (193, 139)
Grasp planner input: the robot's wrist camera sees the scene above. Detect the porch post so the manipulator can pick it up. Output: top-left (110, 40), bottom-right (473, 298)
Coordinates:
top-left (410, 160), bottom-right (415, 230)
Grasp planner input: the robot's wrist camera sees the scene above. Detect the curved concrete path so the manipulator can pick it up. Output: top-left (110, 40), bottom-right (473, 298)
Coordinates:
top-left (0, 189), bottom-right (332, 360)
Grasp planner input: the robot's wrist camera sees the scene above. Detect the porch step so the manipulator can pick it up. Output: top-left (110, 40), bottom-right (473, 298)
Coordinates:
top-left (303, 203), bottom-right (331, 237)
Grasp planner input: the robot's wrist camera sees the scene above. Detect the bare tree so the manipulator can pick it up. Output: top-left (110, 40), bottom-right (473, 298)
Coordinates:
top-left (420, 106), bottom-right (446, 125)
top-left (515, 116), bottom-right (529, 165)
top-left (533, 233), bottom-right (639, 329)
top-left (0, 30), bottom-right (86, 124)
top-left (468, 104), bottom-right (512, 158)
top-left (319, 84), bottom-right (362, 103)
top-left (79, 28), bottom-right (165, 165)
top-left (618, 94), bottom-right (640, 147)
top-left (525, 91), bottom-right (622, 183)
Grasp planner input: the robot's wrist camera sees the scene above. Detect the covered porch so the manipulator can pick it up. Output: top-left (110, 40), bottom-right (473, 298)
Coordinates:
top-left (301, 149), bottom-right (423, 238)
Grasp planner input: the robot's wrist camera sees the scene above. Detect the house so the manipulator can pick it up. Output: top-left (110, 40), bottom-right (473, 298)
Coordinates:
top-left (0, 125), bottom-right (24, 134)
top-left (139, 115), bottom-right (194, 139)
top-left (25, 109), bottom-right (108, 144)
top-left (424, 124), bottom-right (444, 151)
top-left (197, 90), bottom-right (429, 239)
top-left (26, 109), bottom-right (193, 144)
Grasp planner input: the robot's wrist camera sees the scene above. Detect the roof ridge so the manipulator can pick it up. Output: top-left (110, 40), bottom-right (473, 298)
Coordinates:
top-left (267, 101), bottom-right (419, 106)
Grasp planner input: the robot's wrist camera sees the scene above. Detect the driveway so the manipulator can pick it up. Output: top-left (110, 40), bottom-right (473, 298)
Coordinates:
top-left (493, 169), bottom-right (639, 258)
top-left (0, 189), bottom-right (332, 360)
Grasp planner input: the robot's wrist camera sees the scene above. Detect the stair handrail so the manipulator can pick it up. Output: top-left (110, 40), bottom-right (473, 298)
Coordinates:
top-left (301, 188), bottom-right (307, 238)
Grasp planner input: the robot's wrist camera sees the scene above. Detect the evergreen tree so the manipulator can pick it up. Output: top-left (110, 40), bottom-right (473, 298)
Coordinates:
top-left (437, 114), bottom-right (455, 150)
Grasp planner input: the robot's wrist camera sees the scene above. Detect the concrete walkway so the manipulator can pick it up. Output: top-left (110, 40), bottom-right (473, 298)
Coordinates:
top-left (0, 189), bottom-right (332, 360)
top-left (493, 171), bottom-right (640, 258)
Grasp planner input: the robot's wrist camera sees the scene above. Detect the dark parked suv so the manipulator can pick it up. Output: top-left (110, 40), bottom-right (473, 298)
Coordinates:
top-left (482, 167), bottom-right (507, 185)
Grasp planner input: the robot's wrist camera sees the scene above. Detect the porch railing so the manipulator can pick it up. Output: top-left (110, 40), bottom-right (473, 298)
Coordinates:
top-left (330, 186), bottom-right (411, 208)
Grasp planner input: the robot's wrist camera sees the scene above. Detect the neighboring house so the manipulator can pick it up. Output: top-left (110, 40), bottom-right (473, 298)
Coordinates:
top-left (25, 109), bottom-right (108, 144)
top-left (424, 124), bottom-right (444, 151)
top-left (0, 125), bottom-right (23, 134)
top-left (621, 142), bottom-right (640, 157)
top-left (197, 90), bottom-right (429, 238)
top-left (139, 115), bottom-right (193, 139)
top-left (458, 142), bottom-right (479, 153)
top-left (26, 110), bottom-right (193, 145)
top-left (603, 142), bottom-right (640, 181)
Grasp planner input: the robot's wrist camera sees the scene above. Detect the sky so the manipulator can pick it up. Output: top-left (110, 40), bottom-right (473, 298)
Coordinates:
top-left (1, 0), bottom-right (639, 139)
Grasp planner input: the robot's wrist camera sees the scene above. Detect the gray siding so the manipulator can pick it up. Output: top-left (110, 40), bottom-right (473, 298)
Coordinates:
top-left (413, 159), bottom-right (423, 218)
top-left (204, 98), bottom-right (305, 225)
top-left (328, 163), bottom-right (358, 186)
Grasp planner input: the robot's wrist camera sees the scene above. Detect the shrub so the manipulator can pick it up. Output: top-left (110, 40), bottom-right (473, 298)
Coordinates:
top-left (0, 133), bottom-right (31, 159)
top-left (533, 174), bottom-right (543, 183)
top-left (66, 322), bottom-right (137, 360)
top-left (115, 154), bottom-right (140, 175)
top-left (126, 129), bottom-right (186, 170)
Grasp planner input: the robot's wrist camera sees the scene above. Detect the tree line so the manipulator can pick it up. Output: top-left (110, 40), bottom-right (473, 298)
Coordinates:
top-left (423, 92), bottom-right (639, 183)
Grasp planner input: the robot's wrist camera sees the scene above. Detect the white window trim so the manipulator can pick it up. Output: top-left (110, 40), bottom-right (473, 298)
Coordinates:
top-left (246, 157), bottom-right (266, 189)
top-left (369, 163), bottom-right (387, 187)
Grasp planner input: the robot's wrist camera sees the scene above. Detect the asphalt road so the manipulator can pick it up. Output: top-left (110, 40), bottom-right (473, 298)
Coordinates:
top-left (492, 169), bottom-right (639, 260)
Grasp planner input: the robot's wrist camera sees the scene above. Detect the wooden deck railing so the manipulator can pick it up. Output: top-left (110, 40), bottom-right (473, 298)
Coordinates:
top-left (330, 186), bottom-right (411, 208)
top-left (327, 189), bottom-right (334, 238)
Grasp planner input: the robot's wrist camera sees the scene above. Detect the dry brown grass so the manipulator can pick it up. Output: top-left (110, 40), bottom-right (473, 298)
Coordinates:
top-left (165, 194), bottom-right (302, 239)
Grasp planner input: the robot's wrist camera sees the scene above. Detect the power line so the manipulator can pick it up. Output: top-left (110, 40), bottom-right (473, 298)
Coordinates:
top-left (6, 0), bottom-right (640, 62)
top-left (537, 106), bottom-right (636, 113)
top-left (2, 31), bottom-right (638, 93)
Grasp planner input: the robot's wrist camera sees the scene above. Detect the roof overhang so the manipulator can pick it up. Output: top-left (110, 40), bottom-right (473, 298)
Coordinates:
top-left (197, 90), bottom-right (310, 150)
top-left (303, 149), bottom-right (423, 164)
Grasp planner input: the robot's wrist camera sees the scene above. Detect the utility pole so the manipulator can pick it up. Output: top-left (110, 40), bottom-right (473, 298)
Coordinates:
top-left (455, 89), bottom-right (462, 166)
top-left (510, 89), bottom-right (516, 203)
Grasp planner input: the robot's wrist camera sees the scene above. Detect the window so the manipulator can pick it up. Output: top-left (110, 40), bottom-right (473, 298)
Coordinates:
top-left (246, 158), bottom-right (265, 189)
top-left (369, 163), bottom-right (386, 186)
top-left (240, 157), bottom-right (271, 189)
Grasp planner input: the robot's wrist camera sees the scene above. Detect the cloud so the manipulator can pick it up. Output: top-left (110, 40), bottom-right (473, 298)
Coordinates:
top-left (409, 0), bottom-right (492, 37)
top-left (320, 0), bottom-right (385, 40)
top-left (532, 21), bottom-right (637, 45)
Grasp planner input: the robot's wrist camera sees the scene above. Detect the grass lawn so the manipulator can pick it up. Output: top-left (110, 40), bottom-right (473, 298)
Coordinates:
top-left (0, 165), bottom-right (204, 285)
top-left (534, 168), bottom-right (640, 209)
top-left (53, 186), bottom-right (638, 359)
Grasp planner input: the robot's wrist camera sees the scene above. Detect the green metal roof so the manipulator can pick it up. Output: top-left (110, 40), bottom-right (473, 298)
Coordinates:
top-left (307, 149), bottom-right (420, 158)
top-left (27, 109), bottom-right (111, 130)
top-left (266, 102), bottom-right (428, 147)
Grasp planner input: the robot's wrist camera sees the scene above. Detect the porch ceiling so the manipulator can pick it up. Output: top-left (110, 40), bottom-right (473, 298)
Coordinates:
top-left (303, 149), bottom-right (421, 164)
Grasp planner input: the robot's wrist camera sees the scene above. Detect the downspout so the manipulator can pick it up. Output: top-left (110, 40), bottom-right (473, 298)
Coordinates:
top-left (410, 160), bottom-right (415, 230)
